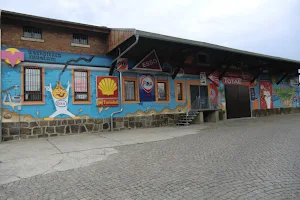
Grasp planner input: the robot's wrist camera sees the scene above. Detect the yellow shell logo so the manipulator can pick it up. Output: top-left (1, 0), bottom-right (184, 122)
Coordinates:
top-left (98, 78), bottom-right (117, 95)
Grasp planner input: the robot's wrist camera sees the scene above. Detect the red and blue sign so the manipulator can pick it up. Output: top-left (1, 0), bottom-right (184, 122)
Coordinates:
top-left (139, 75), bottom-right (155, 102)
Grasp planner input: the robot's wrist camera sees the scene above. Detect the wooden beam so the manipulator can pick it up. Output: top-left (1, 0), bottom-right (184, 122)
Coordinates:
top-left (276, 73), bottom-right (288, 85)
top-left (172, 67), bottom-right (181, 79)
top-left (251, 68), bottom-right (264, 83)
top-left (218, 65), bottom-right (230, 80)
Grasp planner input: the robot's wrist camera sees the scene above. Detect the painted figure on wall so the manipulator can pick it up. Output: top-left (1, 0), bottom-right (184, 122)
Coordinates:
top-left (44, 81), bottom-right (77, 119)
top-left (260, 81), bottom-right (273, 109)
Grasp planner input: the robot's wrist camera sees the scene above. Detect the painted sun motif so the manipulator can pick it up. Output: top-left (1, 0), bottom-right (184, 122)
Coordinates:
top-left (52, 82), bottom-right (68, 99)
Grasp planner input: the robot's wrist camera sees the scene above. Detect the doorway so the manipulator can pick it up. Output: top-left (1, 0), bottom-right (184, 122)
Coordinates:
top-left (190, 85), bottom-right (209, 110)
top-left (225, 85), bottom-right (251, 119)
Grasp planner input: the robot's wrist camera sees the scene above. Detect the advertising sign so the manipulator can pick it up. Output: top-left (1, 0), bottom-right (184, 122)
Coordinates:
top-left (96, 76), bottom-right (119, 106)
top-left (139, 75), bottom-right (155, 102)
top-left (250, 88), bottom-right (256, 101)
top-left (133, 50), bottom-right (162, 71)
top-left (210, 83), bottom-right (218, 103)
top-left (116, 58), bottom-right (128, 71)
top-left (1, 48), bottom-right (24, 67)
top-left (208, 71), bottom-right (219, 86)
top-left (200, 72), bottom-right (206, 85)
top-left (259, 81), bottom-right (273, 109)
top-left (222, 77), bottom-right (242, 85)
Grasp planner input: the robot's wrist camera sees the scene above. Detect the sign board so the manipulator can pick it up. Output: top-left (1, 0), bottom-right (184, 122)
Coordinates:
top-left (208, 71), bottom-right (219, 86)
top-left (139, 75), bottom-right (155, 101)
top-left (116, 58), bottom-right (128, 71)
top-left (222, 77), bottom-right (242, 85)
top-left (200, 72), bottom-right (206, 85)
top-left (132, 50), bottom-right (162, 71)
top-left (210, 83), bottom-right (218, 103)
top-left (259, 81), bottom-right (273, 109)
top-left (1, 48), bottom-right (24, 67)
top-left (250, 88), bottom-right (256, 101)
top-left (96, 76), bottom-right (119, 106)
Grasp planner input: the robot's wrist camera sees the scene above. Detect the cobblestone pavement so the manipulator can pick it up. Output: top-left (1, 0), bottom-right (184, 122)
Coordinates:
top-left (1, 114), bottom-right (300, 200)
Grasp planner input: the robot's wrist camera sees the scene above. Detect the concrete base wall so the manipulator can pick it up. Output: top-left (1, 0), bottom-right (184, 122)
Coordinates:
top-left (252, 107), bottom-right (300, 117)
top-left (2, 113), bottom-right (181, 141)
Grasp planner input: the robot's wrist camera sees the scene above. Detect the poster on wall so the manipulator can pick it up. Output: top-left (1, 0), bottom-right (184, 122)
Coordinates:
top-left (250, 88), bottom-right (256, 101)
top-left (96, 76), bottom-right (119, 106)
top-left (200, 72), bottom-right (206, 85)
top-left (117, 58), bottom-right (128, 71)
top-left (210, 83), bottom-right (219, 109)
top-left (139, 75), bottom-right (155, 102)
top-left (259, 81), bottom-right (273, 109)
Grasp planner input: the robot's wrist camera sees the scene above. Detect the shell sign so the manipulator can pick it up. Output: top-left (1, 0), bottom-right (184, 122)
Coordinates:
top-left (96, 76), bottom-right (119, 106)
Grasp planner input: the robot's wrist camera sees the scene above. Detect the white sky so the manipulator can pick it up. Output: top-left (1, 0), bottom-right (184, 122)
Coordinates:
top-left (2, 0), bottom-right (300, 61)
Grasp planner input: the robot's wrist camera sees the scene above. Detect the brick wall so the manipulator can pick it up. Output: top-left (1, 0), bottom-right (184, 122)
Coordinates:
top-left (2, 20), bottom-right (108, 55)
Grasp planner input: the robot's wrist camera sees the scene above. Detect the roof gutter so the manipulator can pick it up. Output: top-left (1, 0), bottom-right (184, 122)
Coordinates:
top-left (109, 34), bottom-right (139, 75)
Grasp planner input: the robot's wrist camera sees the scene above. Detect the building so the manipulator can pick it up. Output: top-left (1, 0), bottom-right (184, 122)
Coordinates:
top-left (1, 10), bottom-right (300, 141)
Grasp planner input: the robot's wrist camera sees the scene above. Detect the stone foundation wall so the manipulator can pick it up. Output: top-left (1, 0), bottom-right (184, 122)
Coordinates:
top-left (2, 113), bottom-right (181, 141)
top-left (252, 107), bottom-right (300, 117)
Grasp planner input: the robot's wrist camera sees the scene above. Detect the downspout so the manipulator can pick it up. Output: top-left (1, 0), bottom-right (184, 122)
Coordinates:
top-left (109, 34), bottom-right (139, 75)
top-left (109, 34), bottom-right (139, 131)
top-left (110, 71), bottom-right (123, 131)
top-left (0, 9), bottom-right (2, 142)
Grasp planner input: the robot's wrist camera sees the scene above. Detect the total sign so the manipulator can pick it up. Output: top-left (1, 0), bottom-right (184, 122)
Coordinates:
top-left (222, 77), bottom-right (242, 85)
top-left (133, 50), bottom-right (162, 71)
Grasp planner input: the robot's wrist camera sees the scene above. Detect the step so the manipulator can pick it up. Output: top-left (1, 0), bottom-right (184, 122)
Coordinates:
top-left (176, 123), bottom-right (190, 126)
top-left (179, 116), bottom-right (195, 119)
top-left (178, 119), bottom-right (193, 122)
top-left (180, 114), bottom-right (198, 117)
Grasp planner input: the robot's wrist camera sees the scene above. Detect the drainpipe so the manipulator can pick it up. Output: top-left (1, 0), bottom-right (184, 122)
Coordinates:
top-left (109, 34), bottom-right (139, 75)
top-left (0, 9), bottom-right (2, 142)
top-left (110, 71), bottom-right (123, 131)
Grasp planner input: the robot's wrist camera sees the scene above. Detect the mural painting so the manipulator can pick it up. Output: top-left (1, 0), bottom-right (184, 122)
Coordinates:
top-left (259, 81), bottom-right (273, 109)
top-left (44, 81), bottom-right (78, 120)
top-left (272, 76), bottom-right (299, 108)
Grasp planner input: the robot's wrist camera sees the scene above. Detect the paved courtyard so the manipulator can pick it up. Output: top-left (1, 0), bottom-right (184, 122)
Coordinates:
top-left (1, 114), bottom-right (300, 200)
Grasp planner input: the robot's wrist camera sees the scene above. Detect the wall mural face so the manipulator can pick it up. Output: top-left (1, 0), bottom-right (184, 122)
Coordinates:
top-left (44, 81), bottom-right (78, 120)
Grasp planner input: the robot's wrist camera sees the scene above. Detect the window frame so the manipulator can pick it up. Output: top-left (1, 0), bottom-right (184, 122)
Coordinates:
top-left (21, 66), bottom-right (45, 105)
top-left (155, 78), bottom-right (170, 103)
top-left (175, 80), bottom-right (186, 103)
top-left (72, 69), bottom-right (91, 104)
top-left (72, 33), bottom-right (89, 45)
top-left (122, 76), bottom-right (139, 104)
top-left (23, 26), bottom-right (42, 39)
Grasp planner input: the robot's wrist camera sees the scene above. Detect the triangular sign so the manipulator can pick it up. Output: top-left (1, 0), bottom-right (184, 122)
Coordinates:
top-left (132, 50), bottom-right (162, 71)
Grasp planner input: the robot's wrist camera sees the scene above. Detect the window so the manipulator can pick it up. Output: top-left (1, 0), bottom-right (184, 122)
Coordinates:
top-left (72, 34), bottom-right (88, 45)
top-left (125, 81), bottom-right (136, 101)
top-left (177, 83), bottom-right (183, 100)
top-left (23, 27), bottom-right (42, 39)
top-left (156, 79), bottom-right (170, 102)
top-left (22, 67), bottom-right (44, 103)
top-left (197, 53), bottom-right (209, 64)
top-left (158, 82), bottom-right (167, 100)
top-left (175, 80), bottom-right (186, 102)
top-left (72, 70), bottom-right (90, 103)
top-left (123, 77), bottom-right (139, 103)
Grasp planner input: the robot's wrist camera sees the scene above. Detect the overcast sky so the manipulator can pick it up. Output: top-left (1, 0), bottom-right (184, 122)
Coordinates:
top-left (2, 0), bottom-right (300, 61)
